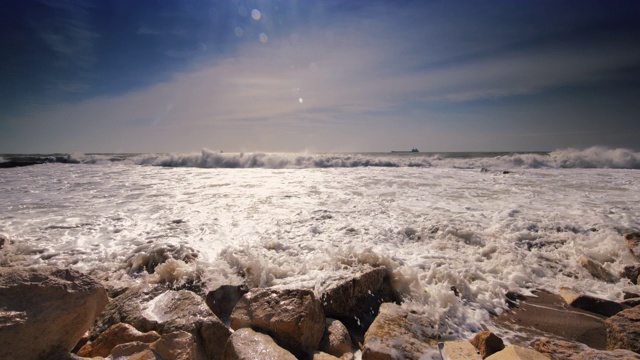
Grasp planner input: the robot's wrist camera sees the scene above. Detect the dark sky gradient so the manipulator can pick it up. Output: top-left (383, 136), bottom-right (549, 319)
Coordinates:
top-left (1, 0), bottom-right (639, 153)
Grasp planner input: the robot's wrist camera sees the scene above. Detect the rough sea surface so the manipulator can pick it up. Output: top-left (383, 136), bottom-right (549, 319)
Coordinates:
top-left (1, 147), bottom-right (639, 341)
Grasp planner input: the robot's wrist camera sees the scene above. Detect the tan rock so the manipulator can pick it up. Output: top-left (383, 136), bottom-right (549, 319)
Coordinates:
top-left (485, 345), bottom-right (550, 360)
top-left (319, 266), bottom-right (397, 330)
top-left (625, 232), bottom-right (640, 261)
top-left (361, 302), bottom-right (437, 360)
top-left (110, 341), bottom-right (152, 358)
top-left (319, 318), bottom-right (352, 357)
top-left (107, 331), bottom-right (198, 360)
top-left (91, 288), bottom-right (229, 360)
top-left (470, 331), bottom-right (504, 358)
top-left (314, 351), bottom-right (341, 360)
top-left (0, 267), bottom-right (109, 360)
top-left (533, 338), bottom-right (589, 360)
top-left (439, 340), bottom-right (482, 359)
top-left (127, 349), bottom-right (158, 360)
top-left (577, 255), bottom-right (618, 283)
top-left (605, 305), bottom-right (640, 352)
top-left (222, 327), bottom-right (296, 360)
top-left (230, 288), bottom-right (325, 358)
top-left (570, 349), bottom-right (640, 359)
top-left (77, 323), bottom-right (160, 357)
top-left (559, 287), bottom-right (628, 317)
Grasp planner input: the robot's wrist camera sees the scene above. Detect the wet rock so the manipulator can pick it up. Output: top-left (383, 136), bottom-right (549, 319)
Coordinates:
top-left (624, 291), bottom-right (640, 299)
top-left (126, 241), bottom-right (198, 274)
top-left (230, 288), bottom-right (325, 358)
top-left (0, 234), bottom-right (7, 249)
top-left (533, 338), bottom-right (589, 360)
top-left (570, 349), bottom-right (640, 359)
top-left (91, 287), bottom-right (230, 360)
top-left (0, 267), bottom-right (108, 360)
top-left (319, 266), bottom-right (397, 331)
top-left (622, 298), bottom-right (640, 307)
top-left (577, 255), bottom-right (618, 283)
top-left (559, 287), bottom-right (628, 317)
top-left (319, 318), bottom-right (352, 357)
top-left (439, 340), bottom-right (482, 359)
top-left (605, 305), bottom-right (640, 353)
top-left (77, 323), bottom-right (160, 357)
top-left (621, 265), bottom-right (640, 285)
top-left (470, 331), bottom-right (505, 358)
top-left (222, 327), bottom-right (296, 360)
top-left (361, 302), bottom-right (437, 360)
top-left (485, 345), bottom-right (550, 360)
top-left (205, 284), bottom-right (248, 321)
top-left (625, 232), bottom-right (640, 261)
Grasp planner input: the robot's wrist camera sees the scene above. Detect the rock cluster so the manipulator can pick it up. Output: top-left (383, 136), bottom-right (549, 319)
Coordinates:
top-left (3, 232), bottom-right (640, 360)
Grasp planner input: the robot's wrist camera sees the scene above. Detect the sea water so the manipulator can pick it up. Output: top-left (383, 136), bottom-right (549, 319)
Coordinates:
top-left (1, 147), bottom-right (639, 340)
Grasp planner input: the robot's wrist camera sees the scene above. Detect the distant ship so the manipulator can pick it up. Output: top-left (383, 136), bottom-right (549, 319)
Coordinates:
top-left (391, 148), bottom-right (419, 153)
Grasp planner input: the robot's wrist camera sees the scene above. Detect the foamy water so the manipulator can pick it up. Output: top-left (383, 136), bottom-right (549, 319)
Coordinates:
top-left (1, 150), bottom-right (639, 341)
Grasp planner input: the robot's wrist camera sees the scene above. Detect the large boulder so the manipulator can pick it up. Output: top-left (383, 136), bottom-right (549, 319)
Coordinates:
top-left (319, 318), bottom-right (352, 357)
top-left (605, 305), bottom-right (640, 352)
top-left (230, 288), bottom-right (325, 358)
top-left (0, 267), bottom-right (108, 360)
top-left (470, 331), bottom-right (504, 359)
top-left (361, 302), bottom-right (437, 359)
top-left (91, 287), bottom-right (230, 360)
top-left (77, 322), bottom-right (160, 357)
top-left (222, 327), bottom-right (296, 360)
top-left (559, 287), bottom-right (628, 317)
top-left (626, 232), bottom-right (640, 261)
top-left (577, 255), bottom-right (618, 283)
top-left (319, 266), bottom-right (397, 331)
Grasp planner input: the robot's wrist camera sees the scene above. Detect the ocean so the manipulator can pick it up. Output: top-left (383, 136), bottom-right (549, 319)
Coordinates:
top-left (1, 146), bottom-right (639, 341)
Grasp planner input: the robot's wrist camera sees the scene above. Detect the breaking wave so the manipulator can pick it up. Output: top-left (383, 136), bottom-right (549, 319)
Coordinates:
top-left (1, 146), bottom-right (639, 169)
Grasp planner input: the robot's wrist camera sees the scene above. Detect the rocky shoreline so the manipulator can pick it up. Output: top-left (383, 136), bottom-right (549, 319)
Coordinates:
top-left (2, 233), bottom-right (640, 360)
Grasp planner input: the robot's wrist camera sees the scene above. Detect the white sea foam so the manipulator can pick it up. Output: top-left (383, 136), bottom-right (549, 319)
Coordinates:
top-left (0, 159), bottom-right (639, 341)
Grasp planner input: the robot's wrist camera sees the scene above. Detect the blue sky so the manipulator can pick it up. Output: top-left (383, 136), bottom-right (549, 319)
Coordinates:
top-left (1, 0), bottom-right (639, 153)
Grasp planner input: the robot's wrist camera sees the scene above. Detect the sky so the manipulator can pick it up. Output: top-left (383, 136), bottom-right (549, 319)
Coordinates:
top-left (1, 0), bottom-right (639, 153)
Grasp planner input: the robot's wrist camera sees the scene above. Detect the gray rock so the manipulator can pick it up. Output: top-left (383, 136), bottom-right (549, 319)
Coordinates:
top-left (621, 265), bottom-right (640, 285)
top-left (361, 302), bottom-right (437, 360)
top-left (222, 327), bottom-right (296, 360)
top-left (319, 266), bottom-right (397, 331)
top-left (230, 288), bottom-right (325, 358)
top-left (205, 284), bottom-right (248, 321)
top-left (559, 287), bottom-right (628, 317)
top-left (0, 267), bottom-right (108, 360)
top-left (91, 287), bottom-right (229, 360)
top-left (577, 255), bottom-right (618, 283)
